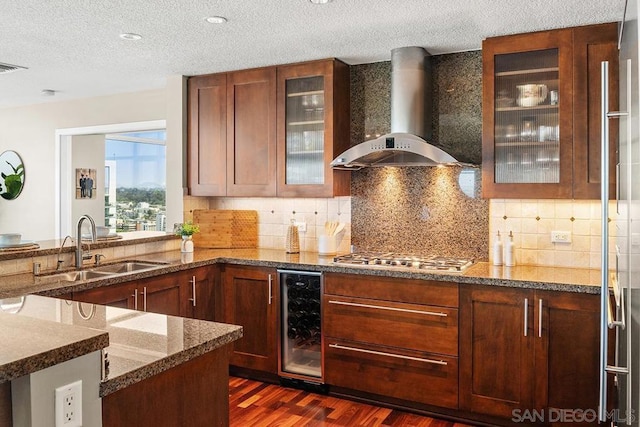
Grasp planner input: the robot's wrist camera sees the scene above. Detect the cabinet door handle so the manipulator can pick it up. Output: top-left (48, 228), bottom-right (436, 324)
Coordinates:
top-left (328, 299), bottom-right (447, 317)
top-left (268, 274), bottom-right (273, 305)
top-left (143, 287), bottom-right (147, 312)
top-left (329, 343), bottom-right (447, 366)
top-left (538, 299), bottom-right (543, 338)
top-left (188, 275), bottom-right (196, 307)
top-left (132, 288), bottom-right (138, 310)
top-left (524, 298), bottom-right (528, 337)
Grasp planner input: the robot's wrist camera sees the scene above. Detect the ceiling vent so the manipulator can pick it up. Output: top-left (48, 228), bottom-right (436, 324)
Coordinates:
top-left (0, 62), bottom-right (27, 74)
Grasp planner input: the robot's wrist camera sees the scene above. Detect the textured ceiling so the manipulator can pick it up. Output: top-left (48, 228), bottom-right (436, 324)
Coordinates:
top-left (0, 0), bottom-right (625, 108)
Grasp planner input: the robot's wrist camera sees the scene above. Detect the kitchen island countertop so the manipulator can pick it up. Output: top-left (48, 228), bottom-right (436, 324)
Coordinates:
top-left (3, 294), bottom-right (242, 397)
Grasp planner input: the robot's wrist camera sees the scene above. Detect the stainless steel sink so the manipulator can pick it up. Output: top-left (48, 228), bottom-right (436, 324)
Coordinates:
top-left (92, 261), bottom-right (168, 274)
top-left (36, 260), bottom-right (169, 283)
top-left (49, 270), bottom-right (114, 282)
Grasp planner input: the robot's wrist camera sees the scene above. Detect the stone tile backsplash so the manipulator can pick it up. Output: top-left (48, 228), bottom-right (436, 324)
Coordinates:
top-left (202, 197), bottom-right (352, 254)
top-left (489, 199), bottom-right (617, 268)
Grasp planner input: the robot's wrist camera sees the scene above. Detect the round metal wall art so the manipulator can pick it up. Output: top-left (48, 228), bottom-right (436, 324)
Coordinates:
top-left (0, 150), bottom-right (25, 200)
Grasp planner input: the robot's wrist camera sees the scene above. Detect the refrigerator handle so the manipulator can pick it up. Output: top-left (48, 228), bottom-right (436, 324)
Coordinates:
top-left (598, 60), bottom-right (611, 423)
top-left (599, 60), bottom-right (633, 423)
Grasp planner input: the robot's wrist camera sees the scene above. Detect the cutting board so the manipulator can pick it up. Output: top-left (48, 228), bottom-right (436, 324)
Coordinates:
top-left (192, 209), bottom-right (258, 249)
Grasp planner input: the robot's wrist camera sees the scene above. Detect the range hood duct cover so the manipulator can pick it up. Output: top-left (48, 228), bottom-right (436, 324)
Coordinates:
top-left (331, 46), bottom-right (461, 170)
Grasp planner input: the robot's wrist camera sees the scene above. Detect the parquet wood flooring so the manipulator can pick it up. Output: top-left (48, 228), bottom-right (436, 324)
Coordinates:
top-left (229, 377), bottom-right (476, 427)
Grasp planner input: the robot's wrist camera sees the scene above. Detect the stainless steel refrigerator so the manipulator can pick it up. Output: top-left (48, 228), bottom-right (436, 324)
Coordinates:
top-left (600, 1), bottom-right (640, 424)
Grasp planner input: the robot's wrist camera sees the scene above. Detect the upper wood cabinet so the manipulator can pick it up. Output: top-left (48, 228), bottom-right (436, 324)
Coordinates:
top-left (226, 67), bottom-right (277, 197)
top-left (188, 73), bottom-right (227, 197)
top-left (187, 58), bottom-right (350, 198)
top-left (482, 23), bottom-right (618, 199)
top-left (276, 60), bottom-right (351, 197)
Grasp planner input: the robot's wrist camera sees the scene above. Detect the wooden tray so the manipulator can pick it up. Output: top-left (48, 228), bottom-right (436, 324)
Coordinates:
top-left (192, 210), bottom-right (258, 249)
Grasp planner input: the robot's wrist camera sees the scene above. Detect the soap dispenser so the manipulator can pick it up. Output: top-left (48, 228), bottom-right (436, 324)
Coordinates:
top-left (505, 230), bottom-right (516, 267)
top-left (492, 231), bottom-right (503, 266)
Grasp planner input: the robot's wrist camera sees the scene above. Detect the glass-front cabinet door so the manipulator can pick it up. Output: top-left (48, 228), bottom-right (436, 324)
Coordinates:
top-left (494, 49), bottom-right (560, 184)
top-left (276, 60), bottom-right (351, 198)
top-left (284, 76), bottom-right (326, 186)
top-left (482, 29), bottom-right (574, 199)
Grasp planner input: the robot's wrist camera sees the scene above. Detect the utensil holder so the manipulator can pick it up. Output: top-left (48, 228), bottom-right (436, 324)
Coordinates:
top-left (318, 235), bottom-right (337, 255)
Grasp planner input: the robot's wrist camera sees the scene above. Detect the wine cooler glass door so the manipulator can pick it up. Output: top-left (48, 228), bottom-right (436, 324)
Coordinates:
top-left (279, 270), bottom-right (323, 381)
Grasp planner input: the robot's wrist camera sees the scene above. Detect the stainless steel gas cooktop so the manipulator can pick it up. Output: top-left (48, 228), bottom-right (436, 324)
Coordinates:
top-left (333, 252), bottom-right (474, 273)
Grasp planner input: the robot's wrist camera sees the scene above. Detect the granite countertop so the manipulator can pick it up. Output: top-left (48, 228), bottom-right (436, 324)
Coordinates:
top-left (0, 247), bottom-right (604, 299)
top-left (6, 294), bottom-right (242, 396)
top-left (0, 307), bottom-right (109, 383)
top-left (0, 231), bottom-right (175, 262)
top-left (0, 246), bottom-right (602, 395)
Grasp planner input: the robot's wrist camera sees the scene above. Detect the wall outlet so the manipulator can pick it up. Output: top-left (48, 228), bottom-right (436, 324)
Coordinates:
top-left (551, 230), bottom-right (572, 243)
top-left (294, 221), bottom-right (307, 233)
top-left (55, 380), bottom-right (82, 427)
top-left (632, 233), bottom-right (640, 246)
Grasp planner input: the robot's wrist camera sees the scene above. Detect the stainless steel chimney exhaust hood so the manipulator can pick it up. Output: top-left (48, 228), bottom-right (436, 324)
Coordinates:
top-left (331, 46), bottom-right (461, 170)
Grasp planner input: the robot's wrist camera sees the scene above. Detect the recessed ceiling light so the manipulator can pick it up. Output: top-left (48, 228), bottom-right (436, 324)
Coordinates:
top-left (309, 0), bottom-right (333, 4)
top-left (205, 16), bottom-right (228, 24)
top-left (119, 33), bottom-right (142, 40)
top-left (41, 89), bottom-right (55, 96)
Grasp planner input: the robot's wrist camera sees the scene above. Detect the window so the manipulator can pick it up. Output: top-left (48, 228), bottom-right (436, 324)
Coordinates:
top-left (105, 130), bottom-right (166, 232)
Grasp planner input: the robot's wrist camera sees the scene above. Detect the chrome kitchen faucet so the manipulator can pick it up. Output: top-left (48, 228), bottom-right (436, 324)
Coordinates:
top-left (76, 214), bottom-right (96, 268)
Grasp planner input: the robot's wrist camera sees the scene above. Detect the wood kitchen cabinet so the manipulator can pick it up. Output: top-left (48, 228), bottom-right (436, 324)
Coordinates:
top-left (187, 59), bottom-right (350, 198)
top-left (188, 67), bottom-right (276, 197)
top-left (221, 264), bottom-right (278, 374)
top-left (276, 59), bottom-right (350, 197)
top-left (459, 285), bottom-right (601, 424)
top-left (73, 266), bottom-right (217, 320)
top-left (136, 273), bottom-right (184, 316)
top-left (73, 281), bottom-right (136, 309)
top-left (182, 265), bottom-right (218, 321)
top-left (323, 273), bottom-right (460, 409)
top-left (226, 67), bottom-right (278, 197)
top-left (482, 23), bottom-right (618, 199)
top-left (188, 73), bottom-right (227, 196)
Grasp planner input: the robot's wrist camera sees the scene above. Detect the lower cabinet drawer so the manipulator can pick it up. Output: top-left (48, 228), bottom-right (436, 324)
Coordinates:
top-left (323, 295), bottom-right (458, 356)
top-left (324, 338), bottom-right (459, 409)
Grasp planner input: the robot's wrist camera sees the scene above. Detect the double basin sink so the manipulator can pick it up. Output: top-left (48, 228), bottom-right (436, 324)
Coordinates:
top-left (38, 261), bottom-right (169, 283)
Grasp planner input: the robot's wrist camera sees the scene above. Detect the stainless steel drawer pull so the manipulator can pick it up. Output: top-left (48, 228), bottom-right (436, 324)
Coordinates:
top-left (188, 275), bottom-right (196, 307)
top-left (143, 287), bottom-right (147, 312)
top-left (538, 299), bottom-right (543, 338)
top-left (329, 343), bottom-right (447, 366)
top-left (524, 298), bottom-right (528, 337)
top-left (132, 288), bottom-right (138, 310)
top-left (268, 274), bottom-right (273, 305)
top-left (328, 300), bottom-right (447, 317)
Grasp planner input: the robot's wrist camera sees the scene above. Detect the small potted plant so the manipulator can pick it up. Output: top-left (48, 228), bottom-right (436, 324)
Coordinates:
top-left (176, 221), bottom-right (200, 253)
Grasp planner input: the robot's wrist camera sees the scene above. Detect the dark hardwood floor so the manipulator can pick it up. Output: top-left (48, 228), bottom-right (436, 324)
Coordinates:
top-left (229, 377), bottom-right (476, 427)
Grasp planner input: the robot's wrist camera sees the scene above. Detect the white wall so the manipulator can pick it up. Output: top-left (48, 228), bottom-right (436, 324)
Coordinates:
top-left (0, 88), bottom-right (176, 240)
top-left (71, 134), bottom-right (105, 227)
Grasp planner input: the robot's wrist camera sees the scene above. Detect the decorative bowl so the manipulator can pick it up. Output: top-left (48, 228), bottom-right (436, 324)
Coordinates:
top-left (96, 226), bottom-right (111, 238)
top-left (0, 233), bottom-right (21, 246)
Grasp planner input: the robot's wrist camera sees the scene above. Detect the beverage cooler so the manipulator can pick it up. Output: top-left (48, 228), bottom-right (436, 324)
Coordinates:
top-left (278, 270), bottom-right (324, 386)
